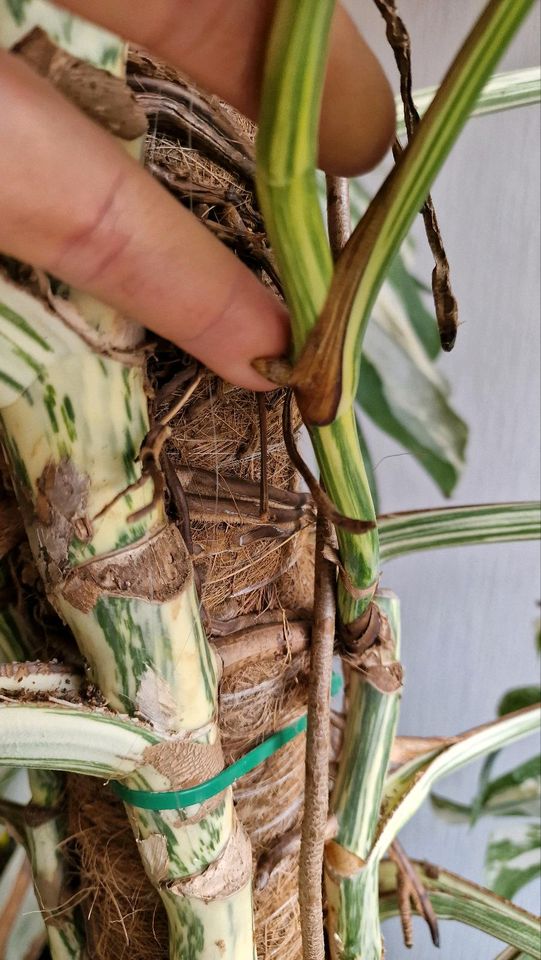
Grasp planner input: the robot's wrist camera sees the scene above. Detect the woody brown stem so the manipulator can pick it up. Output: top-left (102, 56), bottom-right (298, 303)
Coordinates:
top-left (389, 839), bottom-right (440, 948)
top-left (299, 513), bottom-right (337, 960)
top-left (325, 176), bottom-right (351, 261)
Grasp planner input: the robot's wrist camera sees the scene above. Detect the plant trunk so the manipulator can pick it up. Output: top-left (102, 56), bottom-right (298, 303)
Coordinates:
top-left (0, 25), bottom-right (318, 959)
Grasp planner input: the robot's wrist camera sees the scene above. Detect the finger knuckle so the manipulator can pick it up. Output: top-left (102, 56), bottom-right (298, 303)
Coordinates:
top-left (52, 170), bottom-right (132, 287)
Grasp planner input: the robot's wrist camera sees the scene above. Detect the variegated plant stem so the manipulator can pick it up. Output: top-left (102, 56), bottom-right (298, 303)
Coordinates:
top-left (324, 593), bottom-right (401, 960)
top-left (256, 0), bottom-right (379, 622)
top-left (25, 769), bottom-right (84, 960)
top-left (0, 575), bottom-right (84, 960)
top-left (256, 1), bottom-right (536, 957)
top-left (0, 4), bottom-right (254, 957)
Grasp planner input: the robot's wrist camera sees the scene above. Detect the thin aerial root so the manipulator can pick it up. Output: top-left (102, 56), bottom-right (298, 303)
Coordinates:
top-left (389, 840), bottom-right (440, 948)
top-left (373, 0), bottom-right (458, 350)
top-left (299, 514), bottom-right (336, 960)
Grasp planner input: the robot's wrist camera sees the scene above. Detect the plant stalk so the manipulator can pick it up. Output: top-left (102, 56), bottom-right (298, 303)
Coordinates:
top-left (299, 513), bottom-right (336, 960)
top-left (0, 574), bottom-right (84, 960)
top-left (256, 1), bottom-right (537, 956)
top-left (0, 4), bottom-right (255, 955)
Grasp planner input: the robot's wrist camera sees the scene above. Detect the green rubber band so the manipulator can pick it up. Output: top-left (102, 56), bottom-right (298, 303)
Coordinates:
top-left (111, 672), bottom-right (342, 810)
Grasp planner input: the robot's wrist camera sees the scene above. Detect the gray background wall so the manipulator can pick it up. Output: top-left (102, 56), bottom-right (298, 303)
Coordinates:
top-left (345, 2), bottom-right (540, 957)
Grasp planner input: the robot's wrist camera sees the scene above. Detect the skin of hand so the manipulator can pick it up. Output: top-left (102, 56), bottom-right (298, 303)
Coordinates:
top-left (0, 1), bottom-right (395, 390)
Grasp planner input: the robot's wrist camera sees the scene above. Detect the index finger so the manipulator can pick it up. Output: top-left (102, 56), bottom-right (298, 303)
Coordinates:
top-left (53, 0), bottom-right (395, 176)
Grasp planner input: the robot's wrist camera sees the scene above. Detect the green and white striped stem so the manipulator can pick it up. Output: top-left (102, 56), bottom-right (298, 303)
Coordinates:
top-left (256, 0), bottom-right (535, 956)
top-left (325, 594), bottom-right (401, 960)
top-left (326, 706), bottom-right (539, 960)
top-left (378, 859), bottom-right (541, 957)
top-left (0, 574), bottom-right (84, 960)
top-left (0, 698), bottom-right (254, 958)
top-left (256, 0), bottom-right (379, 624)
top-left (379, 501), bottom-right (541, 563)
top-left (0, 4), bottom-right (254, 956)
top-left (25, 770), bottom-right (85, 960)
top-left (0, 701), bottom-right (161, 776)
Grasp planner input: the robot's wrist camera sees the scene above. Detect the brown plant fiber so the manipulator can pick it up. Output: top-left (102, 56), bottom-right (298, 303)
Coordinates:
top-left (64, 51), bottom-right (315, 960)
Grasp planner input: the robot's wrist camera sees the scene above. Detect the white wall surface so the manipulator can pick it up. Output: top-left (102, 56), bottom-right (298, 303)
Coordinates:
top-left (345, 2), bottom-right (540, 957)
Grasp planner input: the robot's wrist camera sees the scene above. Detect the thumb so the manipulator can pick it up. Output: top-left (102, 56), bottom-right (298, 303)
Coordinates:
top-left (0, 51), bottom-right (289, 390)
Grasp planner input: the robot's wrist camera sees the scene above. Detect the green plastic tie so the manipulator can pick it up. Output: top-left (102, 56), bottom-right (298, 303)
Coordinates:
top-left (111, 672), bottom-right (342, 810)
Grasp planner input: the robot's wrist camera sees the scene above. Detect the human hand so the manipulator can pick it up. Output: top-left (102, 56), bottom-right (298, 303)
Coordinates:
top-left (0, 1), bottom-right (395, 389)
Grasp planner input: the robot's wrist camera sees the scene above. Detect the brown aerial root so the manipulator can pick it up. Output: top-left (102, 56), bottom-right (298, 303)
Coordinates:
top-left (299, 513), bottom-right (336, 960)
top-left (372, 0), bottom-right (458, 351)
top-left (214, 618), bottom-right (311, 677)
top-left (388, 840), bottom-right (440, 948)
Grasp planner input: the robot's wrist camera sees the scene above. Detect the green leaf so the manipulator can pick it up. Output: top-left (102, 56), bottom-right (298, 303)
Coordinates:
top-left (386, 254), bottom-right (441, 359)
top-left (472, 749), bottom-right (501, 823)
top-left (349, 178), bottom-right (441, 360)
top-left (378, 502), bottom-right (541, 562)
top-left (482, 756), bottom-right (541, 818)
top-left (430, 792), bottom-right (473, 823)
top-left (433, 756), bottom-right (541, 822)
top-left (433, 754), bottom-right (540, 825)
top-left (500, 688), bottom-right (541, 717)
top-left (473, 674), bottom-right (540, 822)
top-left (351, 178), bottom-right (450, 491)
top-left (486, 822), bottom-right (541, 899)
top-left (358, 293), bottom-right (468, 496)
top-left (372, 705), bottom-right (540, 865)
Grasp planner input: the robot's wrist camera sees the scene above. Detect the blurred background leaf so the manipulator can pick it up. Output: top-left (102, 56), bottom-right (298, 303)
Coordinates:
top-left (348, 179), bottom-right (468, 500)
